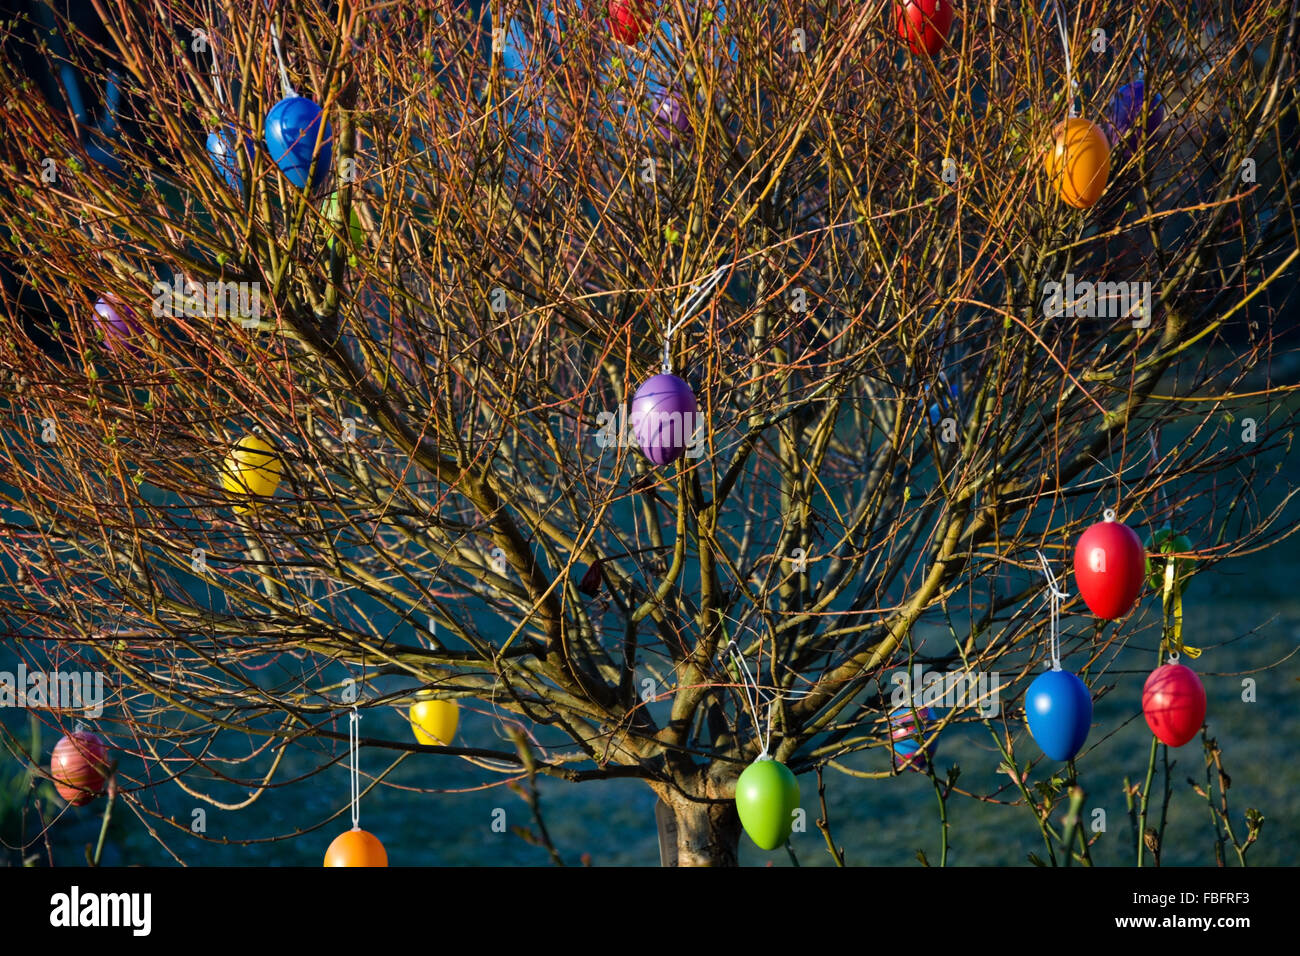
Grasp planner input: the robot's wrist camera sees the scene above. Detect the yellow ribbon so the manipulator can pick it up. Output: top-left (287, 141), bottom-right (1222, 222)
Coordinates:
top-left (1161, 551), bottom-right (1200, 659)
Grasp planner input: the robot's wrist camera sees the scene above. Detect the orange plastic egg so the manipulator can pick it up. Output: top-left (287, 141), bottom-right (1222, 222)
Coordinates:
top-left (1047, 118), bottom-right (1111, 209)
top-left (324, 827), bottom-right (388, 866)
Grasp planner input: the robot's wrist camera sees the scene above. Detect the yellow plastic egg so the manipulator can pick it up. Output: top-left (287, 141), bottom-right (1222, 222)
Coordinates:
top-left (1047, 117), bottom-right (1111, 209)
top-left (221, 434), bottom-right (283, 512)
top-left (410, 699), bottom-right (459, 746)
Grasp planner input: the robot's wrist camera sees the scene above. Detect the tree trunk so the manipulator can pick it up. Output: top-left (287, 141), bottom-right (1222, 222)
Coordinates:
top-left (653, 776), bottom-right (742, 867)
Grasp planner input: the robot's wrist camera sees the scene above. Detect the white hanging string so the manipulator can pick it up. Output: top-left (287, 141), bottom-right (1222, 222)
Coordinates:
top-left (1049, 0), bottom-right (1078, 118)
top-left (725, 638), bottom-right (769, 756)
top-left (1147, 432), bottom-right (1169, 517)
top-left (209, 42), bottom-right (225, 106)
top-left (265, 0), bottom-right (296, 100)
top-left (1036, 550), bottom-right (1068, 670)
top-left (348, 706), bottom-right (361, 830)
top-left (662, 261), bottom-right (731, 374)
top-left (722, 625), bottom-right (818, 758)
top-left (205, 7), bottom-right (225, 107)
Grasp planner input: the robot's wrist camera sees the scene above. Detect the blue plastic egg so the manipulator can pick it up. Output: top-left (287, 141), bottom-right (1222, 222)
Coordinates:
top-left (206, 126), bottom-right (255, 192)
top-left (921, 381), bottom-right (959, 424)
top-left (264, 96), bottom-right (333, 191)
top-left (1025, 668), bottom-right (1092, 761)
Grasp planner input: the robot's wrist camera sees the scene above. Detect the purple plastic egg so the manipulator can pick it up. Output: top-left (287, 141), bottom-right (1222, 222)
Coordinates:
top-left (631, 373), bottom-right (699, 466)
top-left (650, 89), bottom-right (690, 144)
top-left (1108, 80), bottom-right (1164, 159)
top-left (93, 297), bottom-right (141, 351)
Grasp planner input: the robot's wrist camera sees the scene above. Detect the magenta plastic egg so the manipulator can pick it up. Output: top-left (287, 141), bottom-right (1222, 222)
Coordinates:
top-left (631, 373), bottom-right (699, 466)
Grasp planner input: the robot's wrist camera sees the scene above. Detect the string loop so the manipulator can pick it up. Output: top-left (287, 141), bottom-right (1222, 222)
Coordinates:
top-left (725, 638), bottom-right (770, 756)
top-left (662, 261), bottom-right (730, 374)
top-left (348, 706), bottom-right (361, 830)
top-left (1036, 550), bottom-right (1068, 670)
top-left (1049, 0), bottom-right (1078, 118)
top-left (206, 24), bottom-right (225, 106)
top-left (265, 0), bottom-right (296, 99)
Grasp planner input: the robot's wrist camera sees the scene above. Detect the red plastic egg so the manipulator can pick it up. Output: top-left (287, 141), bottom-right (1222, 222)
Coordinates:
top-left (1073, 513), bottom-right (1145, 619)
top-left (609, 0), bottom-right (652, 44)
top-left (50, 732), bottom-right (110, 806)
top-left (1142, 662), bottom-right (1206, 747)
top-left (896, 0), bottom-right (954, 56)
top-left (324, 827), bottom-right (388, 866)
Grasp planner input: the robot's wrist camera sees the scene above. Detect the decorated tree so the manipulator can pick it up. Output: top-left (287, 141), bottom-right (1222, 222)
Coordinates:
top-left (0, 0), bottom-right (1296, 866)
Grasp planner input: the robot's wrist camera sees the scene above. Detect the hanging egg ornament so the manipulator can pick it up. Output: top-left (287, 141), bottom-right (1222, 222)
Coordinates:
top-left (921, 380), bottom-right (959, 425)
top-left (1025, 668), bottom-right (1092, 761)
top-left (734, 756), bottom-right (801, 850)
top-left (264, 96), bottom-right (333, 192)
top-left (609, 0), bottom-right (653, 44)
top-left (92, 297), bottom-right (141, 352)
top-left (631, 373), bottom-right (699, 466)
top-left (888, 705), bottom-right (937, 771)
top-left (220, 434), bottom-right (283, 513)
top-left (409, 699), bottom-right (459, 746)
top-left (323, 827), bottom-right (388, 866)
top-left (50, 732), bottom-right (110, 806)
top-left (896, 0), bottom-right (954, 56)
top-left (1107, 80), bottom-right (1165, 160)
top-left (1145, 529), bottom-right (1194, 595)
top-left (650, 88), bottom-right (690, 144)
top-left (1073, 511), bottom-right (1146, 619)
top-left (578, 559), bottom-right (605, 597)
top-left (1142, 661), bottom-right (1206, 747)
top-left (323, 191), bottom-right (364, 267)
top-left (206, 125), bottom-right (255, 192)
top-left (1047, 118), bottom-right (1111, 209)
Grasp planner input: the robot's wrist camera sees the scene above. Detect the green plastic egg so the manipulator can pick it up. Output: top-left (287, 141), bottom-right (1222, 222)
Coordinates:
top-left (323, 191), bottom-right (364, 266)
top-left (1145, 528), bottom-right (1194, 595)
top-left (734, 757), bottom-right (800, 850)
